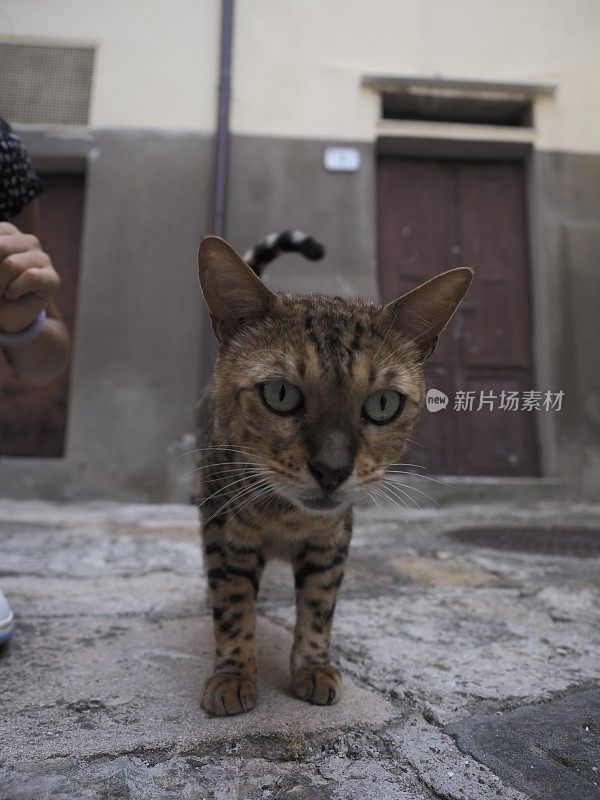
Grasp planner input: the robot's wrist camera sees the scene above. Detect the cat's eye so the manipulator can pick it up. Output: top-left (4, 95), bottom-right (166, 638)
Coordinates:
top-left (261, 380), bottom-right (303, 414)
top-left (363, 390), bottom-right (405, 424)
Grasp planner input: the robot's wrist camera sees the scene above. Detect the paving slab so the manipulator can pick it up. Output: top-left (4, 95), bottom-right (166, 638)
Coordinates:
top-left (447, 689), bottom-right (600, 800)
top-left (391, 714), bottom-right (530, 800)
top-left (265, 588), bottom-right (600, 724)
top-left (0, 519), bottom-right (201, 579)
top-left (0, 751), bottom-right (425, 800)
top-left (0, 572), bottom-right (203, 619)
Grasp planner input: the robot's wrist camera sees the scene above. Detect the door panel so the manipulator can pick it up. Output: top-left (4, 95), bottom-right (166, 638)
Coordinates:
top-left (461, 373), bottom-right (538, 475)
top-left (378, 160), bottom-right (455, 365)
top-left (456, 164), bottom-right (531, 369)
top-left (377, 157), bottom-right (538, 476)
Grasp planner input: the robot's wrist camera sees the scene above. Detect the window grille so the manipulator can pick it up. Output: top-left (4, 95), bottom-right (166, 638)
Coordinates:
top-left (0, 41), bottom-right (95, 126)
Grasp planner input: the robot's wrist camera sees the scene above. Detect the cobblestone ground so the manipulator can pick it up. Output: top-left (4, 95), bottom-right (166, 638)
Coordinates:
top-left (0, 499), bottom-right (599, 799)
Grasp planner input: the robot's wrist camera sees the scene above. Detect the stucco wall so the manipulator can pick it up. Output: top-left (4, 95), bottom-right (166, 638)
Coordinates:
top-left (233, 0), bottom-right (600, 154)
top-left (232, 0), bottom-right (597, 153)
top-left (227, 136), bottom-right (378, 299)
top-left (2, 0), bottom-right (599, 154)
top-left (533, 150), bottom-right (600, 498)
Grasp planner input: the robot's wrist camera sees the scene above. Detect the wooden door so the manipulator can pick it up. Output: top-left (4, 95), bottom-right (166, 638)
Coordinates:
top-left (377, 158), bottom-right (538, 476)
top-left (0, 172), bottom-right (85, 457)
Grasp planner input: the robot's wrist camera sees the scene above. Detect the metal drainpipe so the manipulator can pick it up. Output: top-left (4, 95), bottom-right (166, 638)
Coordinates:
top-left (200, 0), bottom-right (235, 387)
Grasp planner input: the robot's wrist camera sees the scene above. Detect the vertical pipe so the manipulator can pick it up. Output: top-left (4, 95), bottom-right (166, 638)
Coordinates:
top-left (211, 0), bottom-right (234, 236)
top-left (200, 0), bottom-right (235, 387)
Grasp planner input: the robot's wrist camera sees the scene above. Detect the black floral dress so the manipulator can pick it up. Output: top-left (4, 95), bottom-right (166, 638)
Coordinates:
top-left (0, 121), bottom-right (43, 222)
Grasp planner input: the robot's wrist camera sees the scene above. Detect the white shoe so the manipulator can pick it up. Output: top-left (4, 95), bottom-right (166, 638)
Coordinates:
top-left (0, 590), bottom-right (14, 644)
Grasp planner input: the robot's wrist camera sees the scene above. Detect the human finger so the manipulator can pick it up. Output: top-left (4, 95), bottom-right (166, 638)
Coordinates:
top-left (0, 247), bottom-right (37, 297)
top-left (5, 262), bottom-right (60, 301)
top-left (0, 222), bottom-right (19, 236)
top-left (0, 232), bottom-right (41, 264)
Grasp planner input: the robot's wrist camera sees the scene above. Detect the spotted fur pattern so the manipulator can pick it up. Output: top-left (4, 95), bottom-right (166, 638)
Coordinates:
top-left (196, 236), bottom-right (472, 716)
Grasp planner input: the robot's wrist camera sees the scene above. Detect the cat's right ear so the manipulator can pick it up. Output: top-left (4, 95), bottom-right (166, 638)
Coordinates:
top-left (383, 266), bottom-right (473, 360)
top-left (198, 235), bottom-right (274, 342)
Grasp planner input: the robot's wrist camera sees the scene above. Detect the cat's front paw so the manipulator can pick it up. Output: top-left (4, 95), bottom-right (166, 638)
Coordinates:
top-left (291, 665), bottom-right (342, 705)
top-left (201, 673), bottom-right (257, 716)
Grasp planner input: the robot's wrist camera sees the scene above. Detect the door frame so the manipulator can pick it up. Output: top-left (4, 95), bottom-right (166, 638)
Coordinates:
top-left (374, 134), bottom-right (557, 479)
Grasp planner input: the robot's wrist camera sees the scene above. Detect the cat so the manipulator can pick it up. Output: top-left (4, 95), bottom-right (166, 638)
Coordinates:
top-left (196, 230), bottom-right (472, 716)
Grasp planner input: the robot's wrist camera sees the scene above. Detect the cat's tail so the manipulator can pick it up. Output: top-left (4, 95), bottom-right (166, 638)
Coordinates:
top-left (243, 230), bottom-right (325, 277)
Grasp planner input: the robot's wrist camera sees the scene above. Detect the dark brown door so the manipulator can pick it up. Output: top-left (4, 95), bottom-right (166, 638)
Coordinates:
top-left (377, 158), bottom-right (538, 476)
top-left (0, 172), bottom-right (85, 457)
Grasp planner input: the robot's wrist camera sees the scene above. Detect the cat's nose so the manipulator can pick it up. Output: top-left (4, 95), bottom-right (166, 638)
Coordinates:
top-left (307, 458), bottom-right (353, 495)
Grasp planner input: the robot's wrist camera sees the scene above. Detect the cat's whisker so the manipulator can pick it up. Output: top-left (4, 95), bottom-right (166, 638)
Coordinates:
top-left (197, 447), bottom-right (265, 459)
top-left (383, 478), bottom-right (438, 507)
top-left (169, 438), bottom-right (231, 462)
top-left (386, 470), bottom-right (450, 488)
top-left (192, 461), bottom-right (261, 472)
top-left (170, 437), bottom-right (261, 462)
top-left (378, 482), bottom-right (425, 533)
top-left (201, 477), bottom-right (274, 526)
top-left (176, 449), bottom-right (266, 470)
top-left (222, 474), bottom-right (275, 505)
top-left (222, 477), bottom-right (277, 517)
top-left (192, 463), bottom-right (265, 477)
top-left (198, 471), bottom-right (272, 508)
top-left (381, 479), bottom-right (423, 513)
top-left (373, 484), bottom-right (410, 515)
top-left (202, 464), bottom-right (267, 480)
top-left (386, 462), bottom-right (429, 470)
top-left (380, 482), bottom-right (429, 534)
top-left (194, 442), bottom-right (265, 455)
top-left (199, 467), bottom-right (268, 484)
top-left (198, 479), bottom-right (251, 509)
top-left (252, 486), bottom-right (277, 514)
top-left (196, 459), bottom-right (263, 465)
top-left (234, 481), bottom-right (278, 517)
top-left (377, 482), bottom-right (411, 510)
top-left (366, 489), bottom-right (384, 512)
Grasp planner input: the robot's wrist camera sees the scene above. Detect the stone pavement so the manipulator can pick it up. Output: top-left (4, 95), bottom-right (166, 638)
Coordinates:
top-left (0, 498), bottom-right (599, 799)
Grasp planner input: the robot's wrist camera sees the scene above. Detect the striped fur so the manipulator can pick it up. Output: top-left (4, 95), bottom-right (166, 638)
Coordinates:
top-left (196, 235), bottom-right (472, 716)
top-left (243, 230), bottom-right (325, 276)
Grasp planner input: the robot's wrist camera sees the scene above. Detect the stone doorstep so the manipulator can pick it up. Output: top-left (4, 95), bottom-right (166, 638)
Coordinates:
top-left (0, 615), bottom-right (397, 767)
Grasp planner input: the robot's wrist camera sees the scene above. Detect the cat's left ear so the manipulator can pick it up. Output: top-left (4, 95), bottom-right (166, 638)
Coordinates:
top-left (384, 267), bottom-right (473, 360)
top-left (198, 235), bottom-right (275, 342)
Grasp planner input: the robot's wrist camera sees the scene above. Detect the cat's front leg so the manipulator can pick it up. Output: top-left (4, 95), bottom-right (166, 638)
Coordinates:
top-left (290, 530), bottom-right (349, 705)
top-left (201, 523), bottom-right (265, 716)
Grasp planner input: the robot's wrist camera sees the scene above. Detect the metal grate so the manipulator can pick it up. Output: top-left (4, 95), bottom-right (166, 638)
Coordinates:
top-left (447, 527), bottom-right (600, 558)
top-left (0, 41), bottom-right (95, 125)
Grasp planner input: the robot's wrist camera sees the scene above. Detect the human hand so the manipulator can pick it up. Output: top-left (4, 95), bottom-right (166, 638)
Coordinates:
top-left (0, 221), bottom-right (60, 333)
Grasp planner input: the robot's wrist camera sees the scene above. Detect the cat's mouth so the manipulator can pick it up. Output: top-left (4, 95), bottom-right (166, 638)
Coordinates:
top-left (274, 480), bottom-right (366, 515)
top-left (275, 484), bottom-right (349, 514)
top-left (300, 495), bottom-right (344, 511)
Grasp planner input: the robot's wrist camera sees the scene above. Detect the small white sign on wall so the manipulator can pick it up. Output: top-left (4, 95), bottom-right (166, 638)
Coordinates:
top-left (323, 146), bottom-right (361, 173)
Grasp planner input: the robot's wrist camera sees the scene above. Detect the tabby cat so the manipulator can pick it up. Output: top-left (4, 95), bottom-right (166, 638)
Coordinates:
top-left (196, 231), bottom-right (472, 716)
